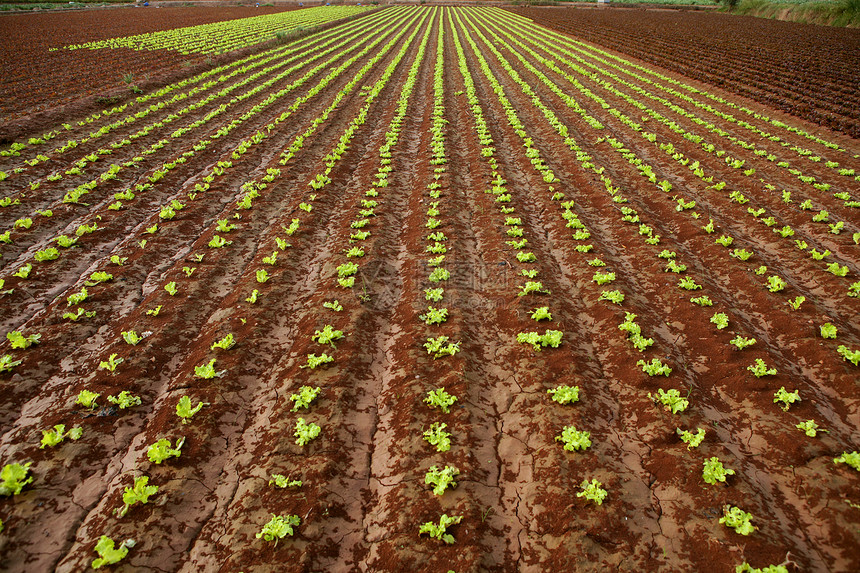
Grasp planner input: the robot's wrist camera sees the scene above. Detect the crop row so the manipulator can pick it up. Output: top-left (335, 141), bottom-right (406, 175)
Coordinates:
top-left (57, 6), bottom-right (374, 55)
top-left (0, 6), bottom-right (857, 571)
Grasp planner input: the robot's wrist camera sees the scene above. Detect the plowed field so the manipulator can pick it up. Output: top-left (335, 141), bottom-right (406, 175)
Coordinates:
top-left (0, 4), bottom-right (297, 121)
top-left (507, 5), bottom-right (860, 139)
top-left (0, 6), bottom-right (858, 573)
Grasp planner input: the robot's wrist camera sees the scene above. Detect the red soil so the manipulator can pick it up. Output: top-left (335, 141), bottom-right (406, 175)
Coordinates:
top-left (0, 5), bottom-right (857, 572)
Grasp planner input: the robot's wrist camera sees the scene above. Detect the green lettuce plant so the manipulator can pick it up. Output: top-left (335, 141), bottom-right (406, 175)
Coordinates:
top-left (419, 514), bottom-right (462, 544)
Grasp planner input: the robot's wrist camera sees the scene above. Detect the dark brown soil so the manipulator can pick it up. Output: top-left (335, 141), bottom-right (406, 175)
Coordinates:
top-left (0, 5), bottom-right (858, 573)
top-left (506, 5), bottom-right (860, 139)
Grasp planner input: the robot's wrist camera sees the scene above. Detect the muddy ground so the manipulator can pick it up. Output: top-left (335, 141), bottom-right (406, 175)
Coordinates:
top-left (0, 5), bottom-right (858, 572)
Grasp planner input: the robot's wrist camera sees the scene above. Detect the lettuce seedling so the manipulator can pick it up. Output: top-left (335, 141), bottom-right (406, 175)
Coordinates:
top-left (40, 424), bottom-right (83, 448)
top-left (269, 474), bottom-right (302, 488)
top-left (211, 334), bottom-right (235, 351)
top-left (302, 353), bottom-right (333, 369)
top-left (677, 428), bottom-right (705, 449)
top-left (419, 514), bottom-right (462, 544)
top-left (323, 300), bottom-right (343, 312)
top-left (530, 307), bottom-right (552, 321)
top-left (517, 330), bottom-right (563, 351)
top-left (283, 219), bottom-right (300, 236)
top-left (730, 249), bottom-right (753, 261)
top-left (76, 389), bottom-right (100, 409)
top-left (121, 331), bottom-right (145, 345)
top-left (99, 353), bottom-right (123, 373)
top-left (834, 451), bottom-right (860, 471)
top-left (547, 385), bottom-right (580, 405)
top-left (147, 437), bottom-right (184, 464)
top-left (91, 536), bottom-right (135, 569)
top-left (427, 255), bottom-right (445, 267)
top-left (245, 290), bottom-right (258, 304)
top-left (837, 345), bottom-right (860, 366)
top-left (107, 391), bottom-right (141, 410)
top-left (786, 296), bottom-right (805, 311)
top-left (599, 290), bottom-right (625, 304)
top-left (0, 462), bottom-right (33, 496)
top-left (313, 325), bottom-right (344, 348)
top-left (117, 476), bottom-right (158, 517)
top-left (819, 323), bottom-right (837, 339)
top-left (176, 396), bottom-right (208, 423)
top-left (638, 358), bottom-right (672, 376)
top-left (556, 426), bottom-right (591, 451)
top-left (518, 281), bottom-right (548, 296)
top-left (428, 268), bottom-right (450, 282)
top-left (66, 287), bottom-right (88, 307)
top-left (619, 313), bottom-right (652, 351)
top-left (826, 262), bottom-right (848, 277)
top-left (164, 282), bottom-right (178, 296)
top-left (13, 264), bottom-right (32, 279)
top-left (257, 514), bottom-right (300, 545)
top-left (425, 388), bottom-right (457, 413)
top-left (34, 247), bottom-right (59, 262)
top-left (678, 277), bottom-right (702, 290)
top-left (85, 271), bottom-right (113, 286)
top-left (336, 262), bottom-right (358, 278)
top-left (729, 335), bottom-right (756, 350)
top-left (194, 358), bottom-right (225, 379)
top-left (7, 331), bottom-right (40, 349)
top-left (424, 336), bottom-right (460, 359)
top-left (294, 418), bottom-right (321, 446)
top-left (516, 251), bottom-right (536, 262)
top-left (423, 422), bottom-right (451, 452)
top-left (0, 354), bottom-right (22, 373)
top-left (773, 387), bottom-right (800, 411)
top-left (720, 505), bottom-right (755, 535)
top-left (592, 271), bottom-right (615, 285)
top-left (255, 269), bottom-right (270, 284)
top-left (577, 478), bottom-right (607, 505)
top-left (424, 288), bottom-right (444, 302)
top-left (649, 389), bottom-right (688, 414)
top-left (796, 419), bottom-right (826, 437)
top-left (766, 275), bottom-right (786, 292)
top-left (215, 219), bottom-right (236, 233)
top-left (747, 358), bottom-right (777, 378)
top-left (715, 235), bottom-right (734, 247)
top-left (290, 386), bottom-right (321, 411)
top-left (735, 563), bottom-right (788, 573)
top-left (208, 235), bottom-right (231, 249)
top-left (690, 295), bottom-right (713, 307)
top-left (425, 465), bottom-right (459, 495)
top-left (702, 457), bottom-right (735, 485)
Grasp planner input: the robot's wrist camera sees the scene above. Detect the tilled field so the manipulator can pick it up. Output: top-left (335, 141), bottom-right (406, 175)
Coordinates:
top-left (506, 5), bottom-right (860, 140)
top-left (0, 4), bottom-right (296, 121)
top-left (0, 6), bottom-right (858, 572)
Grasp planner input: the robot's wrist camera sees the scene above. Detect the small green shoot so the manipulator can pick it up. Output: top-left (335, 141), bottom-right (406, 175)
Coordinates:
top-left (176, 396), bottom-right (208, 423)
top-left (290, 386), bottom-right (321, 411)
